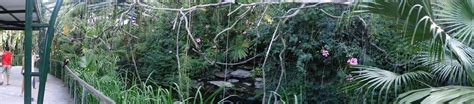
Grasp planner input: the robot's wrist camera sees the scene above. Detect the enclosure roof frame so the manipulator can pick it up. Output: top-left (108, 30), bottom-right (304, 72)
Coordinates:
top-left (0, 0), bottom-right (42, 30)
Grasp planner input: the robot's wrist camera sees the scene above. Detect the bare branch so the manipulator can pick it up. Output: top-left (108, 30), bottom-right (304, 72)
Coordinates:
top-left (172, 11), bottom-right (180, 30)
top-left (179, 10), bottom-right (201, 52)
top-left (320, 9), bottom-right (344, 19)
top-left (261, 21), bottom-right (281, 104)
top-left (138, 1), bottom-right (234, 12)
top-left (276, 3), bottom-right (307, 20)
top-left (176, 16), bottom-right (183, 80)
top-left (275, 36), bottom-right (286, 93)
top-left (213, 7), bottom-right (253, 46)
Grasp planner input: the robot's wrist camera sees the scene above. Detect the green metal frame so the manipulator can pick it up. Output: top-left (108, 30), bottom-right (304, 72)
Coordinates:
top-left (24, 0), bottom-right (62, 103)
top-left (24, 0), bottom-right (33, 103)
top-left (38, 0), bottom-right (62, 103)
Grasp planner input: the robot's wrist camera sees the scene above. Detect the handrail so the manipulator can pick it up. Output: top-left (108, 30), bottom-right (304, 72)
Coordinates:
top-left (64, 66), bottom-right (116, 104)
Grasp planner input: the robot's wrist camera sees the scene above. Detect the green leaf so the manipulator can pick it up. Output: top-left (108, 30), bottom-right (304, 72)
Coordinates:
top-left (396, 86), bottom-right (474, 104)
top-left (350, 65), bottom-right (432, 101)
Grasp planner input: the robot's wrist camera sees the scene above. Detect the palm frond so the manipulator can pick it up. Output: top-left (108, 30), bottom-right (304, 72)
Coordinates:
top-left (446, 38), bottom-right (474, 83)
top-left (357, 0), bottom-right (474, 57)
top-left (416, 36), bottom-right (474, 84)
top-left (397, 86), bottom-right (474, 104)
top-left (350, 65), bottom-right (432, 100)
top-left (434, 0), bottom-right (474, 45)
top-left (354, 0), bottom-right (434, 42)
top-left (417, 51), bottom-right (470, 85)
top-left (355, 0), bottom-right (446, 58)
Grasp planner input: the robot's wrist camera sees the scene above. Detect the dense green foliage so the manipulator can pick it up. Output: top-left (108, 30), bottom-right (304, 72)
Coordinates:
top-left (50, 2), bottom-right (380, 103)
top-left (35, 0), bottom-right (474, 103)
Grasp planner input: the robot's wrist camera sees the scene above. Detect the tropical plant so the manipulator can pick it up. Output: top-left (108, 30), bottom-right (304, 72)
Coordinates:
top-left (49, 0), bottom-right (433, 103)
top-left (349, 65), bottom-right (432, 94)
top-left (417, 51), bottom-right (471, 85)
top-left (350, 0), bottom-right (474, 103)
top-left (397, 86), bottom-right (474, 104)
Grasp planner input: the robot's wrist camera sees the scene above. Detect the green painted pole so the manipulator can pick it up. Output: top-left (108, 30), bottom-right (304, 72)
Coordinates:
top-left (37, 0), bottom-right (63, 103)
top-left (24, 0), bottom-right (33, 103)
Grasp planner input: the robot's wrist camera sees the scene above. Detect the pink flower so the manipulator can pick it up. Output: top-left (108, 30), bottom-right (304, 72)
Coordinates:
top-left (347, 57), bottom-right (358, 65)
top-left (321, 49), bottom-right (329, 57)
top-left (195, 38), bottom-right (201, 43)
top-left (346, 74), bottom-right (353, 81)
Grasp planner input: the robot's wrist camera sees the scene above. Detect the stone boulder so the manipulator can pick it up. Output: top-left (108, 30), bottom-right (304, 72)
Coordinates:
top-left (228, 79), bottom-right (239, 83)
top-left (214, 69), bottom-right (234, 78)
top-left (209, 81), bottom-right (234, 88)
top-left (215, 72), bottom-right (231, 78)
top-left (230, 69), bottom-right (251, 78)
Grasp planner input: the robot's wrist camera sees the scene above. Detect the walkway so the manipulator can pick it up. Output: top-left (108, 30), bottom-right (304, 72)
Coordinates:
top-left (0, 66), bottom-right (73, 104)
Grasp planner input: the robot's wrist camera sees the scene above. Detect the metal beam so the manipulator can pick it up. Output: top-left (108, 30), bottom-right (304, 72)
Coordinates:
top-left (0, 21), bottom-right (40, 23)
top-left (0, 20), bottom-right (25, 27)
top-left (37, 0), bottom-right (63, 103)
top-left (0, 10), bottom-right (26, 14)
top-left (0, 27), bottom-right (48, 30)
top-left (1, 20), bottom-right (44, 30)
top-left (0, 6), bottom-right (22, 22)
top-left (24, 0), bottom-right (34, 103)
top-left (0, 26), bottom-right (26, 30)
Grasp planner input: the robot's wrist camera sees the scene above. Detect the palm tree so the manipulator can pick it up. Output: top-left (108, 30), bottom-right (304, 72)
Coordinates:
top-left (349, 0), bottom-right (474, 103)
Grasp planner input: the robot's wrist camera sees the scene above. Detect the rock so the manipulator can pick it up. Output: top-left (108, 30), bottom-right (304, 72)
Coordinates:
top-left (243, 82), bottom-right (252, 86)
top-left (255, 78), bottom-right (263, 82)
top-left (254, 82), bottom-right (264, 89)
top-left (209, 81), bottom-right (234, 88)
top-left (215, 72), bottom-right (231, 78)
top-left (230, 69), bottom-right (251, 78)
top-left (228, 79), bottom-right (239, 83)
top-left (214, 69), bottom-right (234, 78)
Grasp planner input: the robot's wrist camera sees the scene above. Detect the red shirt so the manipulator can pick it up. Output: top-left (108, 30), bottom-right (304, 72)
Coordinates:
top-left (2, 51), bottom-right (12, 65)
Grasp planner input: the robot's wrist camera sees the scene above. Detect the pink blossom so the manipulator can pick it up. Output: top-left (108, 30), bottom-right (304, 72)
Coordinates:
top-left (321, 49), bottom-right (329, 57)
top-left (346, 74), bottom-right (353, 81)
top-left (195, 38), bottom-right (201, 43)
top-left (347, 57), bottom-right (358, 65)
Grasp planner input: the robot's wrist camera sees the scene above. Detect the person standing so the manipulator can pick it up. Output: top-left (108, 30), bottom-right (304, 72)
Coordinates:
top-left (1, 47), bottom-right (12, 85)
top-left (21, 50), bottom-right (39, 97)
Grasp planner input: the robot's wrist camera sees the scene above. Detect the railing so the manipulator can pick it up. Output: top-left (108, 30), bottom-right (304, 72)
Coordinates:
top-left (62, 65), bottom-right (116, 104)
